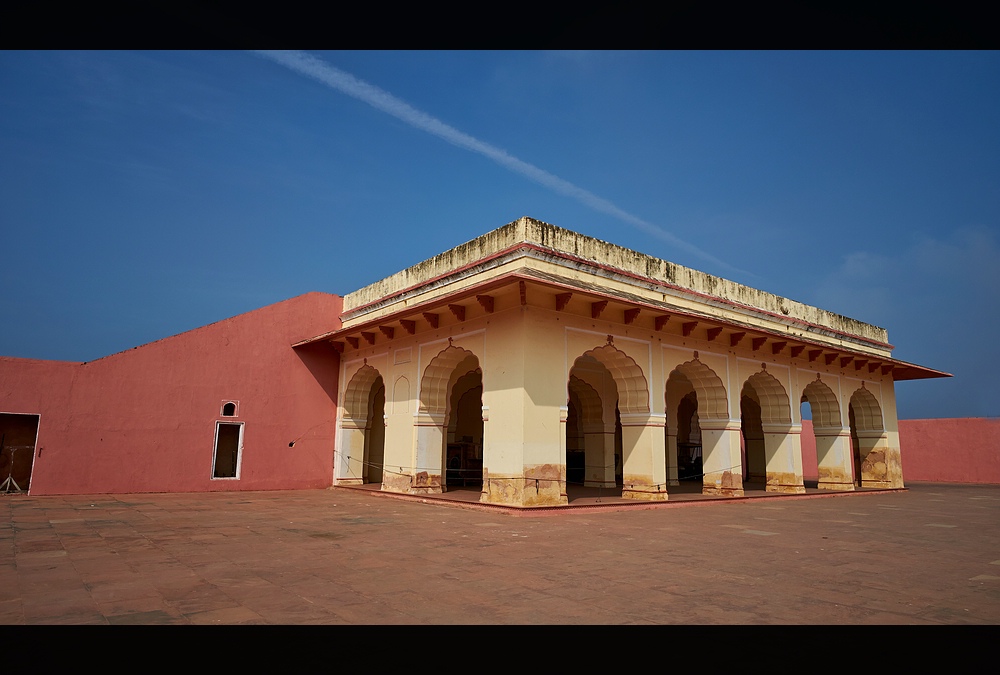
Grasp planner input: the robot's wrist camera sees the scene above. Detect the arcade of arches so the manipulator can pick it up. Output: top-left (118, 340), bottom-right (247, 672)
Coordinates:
top-left (336, 336), bottom-right (905, 507)
top-left (308, 217), bottom-right (948, 508)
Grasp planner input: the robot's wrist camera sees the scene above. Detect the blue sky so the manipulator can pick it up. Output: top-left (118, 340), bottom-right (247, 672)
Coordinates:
top-left (1, 51), bottom-right (997, 419)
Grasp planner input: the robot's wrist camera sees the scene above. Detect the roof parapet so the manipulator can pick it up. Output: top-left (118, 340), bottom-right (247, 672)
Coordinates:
top-left (343, 217), bottom-right (889, 346)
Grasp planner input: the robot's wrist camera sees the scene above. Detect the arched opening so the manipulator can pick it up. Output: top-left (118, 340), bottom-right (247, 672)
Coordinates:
top-left (801, 378), bottom-right (847, 489)
top-left (339, 364), bottom-right (386, 486)
top-left (740, 369), bottom-right (795, 491)
top-left (445, 366), bottom-right (484, 490)
top-left (740, 391), bottom-right (765, 484)
top-left (799, 399), bottom-right (819, 487)
top-left (366, 377), bottom-right (386, 485)
top-left (417, 345), bottom-right (484, 494)
top-left (567, 350), bottom-right (627, 491)
top-left (676, 391), bottom-right (701, 481)
top-left (567, 375), bottom-right (608, 487)
top-left (567, 343), bottom-right (667, 502)
top-left (849, 386), bottom-right (885, 487)
top-left (848, 405), bottom-right (863, 485)
top-left (666, 359), bottom-right (729, 493)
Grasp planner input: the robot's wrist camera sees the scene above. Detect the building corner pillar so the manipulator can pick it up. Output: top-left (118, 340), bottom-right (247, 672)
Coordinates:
top-left (859, 431), bottom-right (902, 489)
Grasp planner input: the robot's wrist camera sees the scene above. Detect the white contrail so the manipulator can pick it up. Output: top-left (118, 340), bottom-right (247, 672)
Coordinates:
top-left (254, 50), bottom-right (745, 275)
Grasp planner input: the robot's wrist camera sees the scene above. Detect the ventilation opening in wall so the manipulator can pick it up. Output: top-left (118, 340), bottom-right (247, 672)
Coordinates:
top-left (221, 401), bottom-right (238, 417)
top-left (213, 422), bottom-right (243, 479)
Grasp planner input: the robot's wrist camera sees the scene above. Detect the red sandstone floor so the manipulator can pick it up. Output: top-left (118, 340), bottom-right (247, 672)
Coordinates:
top-left (2, 482), bottom-right (998, 624)
top-left (340, 480), bottom-right (900, 515)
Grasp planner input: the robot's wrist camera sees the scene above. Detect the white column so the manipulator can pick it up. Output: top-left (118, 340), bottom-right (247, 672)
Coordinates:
top-left (700, 419), bottom-right (744, 497)
top-left (814, 426), bottom-right (855, 491)
top-left (335, 418), bottom-right (366, 486)
top-left (583, 421), bottom-right (616, 488)
top-left (762, 422), bottom-right (805, 494)
top-left (410, 410), bottom-right (446, 494)
top-left (620, 412), bottom-right (668, 501)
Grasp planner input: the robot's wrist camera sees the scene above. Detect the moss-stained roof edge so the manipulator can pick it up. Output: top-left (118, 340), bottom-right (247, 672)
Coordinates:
top-left (343, 216), bottom-right (888, 344)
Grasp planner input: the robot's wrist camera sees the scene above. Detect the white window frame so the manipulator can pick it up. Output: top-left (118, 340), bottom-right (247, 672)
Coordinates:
top-left (211, 421), bottom-right (244, 480)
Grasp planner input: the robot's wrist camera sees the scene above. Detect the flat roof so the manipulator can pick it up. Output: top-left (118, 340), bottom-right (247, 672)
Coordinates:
top-left (306, 216), bottom-right (949, 381)
top-left (345, 216), bottom-right (887, 344)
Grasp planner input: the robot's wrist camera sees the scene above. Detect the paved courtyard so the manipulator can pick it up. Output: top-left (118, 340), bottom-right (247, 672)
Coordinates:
top-left (2, 482), bottom-right (998, 624)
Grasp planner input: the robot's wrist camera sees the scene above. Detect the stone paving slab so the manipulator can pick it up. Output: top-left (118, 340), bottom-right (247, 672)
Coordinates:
top-left (1, 483), bottom-right (999, 624)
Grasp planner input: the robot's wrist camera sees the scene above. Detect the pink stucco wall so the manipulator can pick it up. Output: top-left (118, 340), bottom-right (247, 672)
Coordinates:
top-left (799, 421), bottom-right (820, 483)
top-left (0, 292), bottom-right (342, 495)
top-left (5, 301), bottom-right (996, 495)
top-left (800, 418), bottom-right (1000, 485)
top-left (898, 418), bottom-right (1000, 484)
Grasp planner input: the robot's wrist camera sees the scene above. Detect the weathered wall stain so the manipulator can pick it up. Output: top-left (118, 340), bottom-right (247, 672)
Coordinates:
top-left (481, 464), bottom-right (568, 507)
top-left (816, 466), bottom-right (854, 491)
top-left (344, 217), bottom-right (890, 346)
top-left (765, 471), bottom-right (807, 494)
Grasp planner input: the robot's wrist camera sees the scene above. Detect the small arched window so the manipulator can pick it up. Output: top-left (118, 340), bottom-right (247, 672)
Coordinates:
top-left (222, 402), bottom-right (237, 417)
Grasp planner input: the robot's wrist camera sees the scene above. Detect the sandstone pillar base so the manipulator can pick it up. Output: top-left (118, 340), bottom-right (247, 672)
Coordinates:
top-left (817, 480), bottom-right (855, 491)
top-left (621, 485), bottom-right (669, 502)
top-left (481, 472), bottom-right (569, 507)
top-left (407, 471), bottom-right (444, 495)
top-left (703, 469), bottom-right (744, 497)
top-left (766, 471), bottom-right (806, 494)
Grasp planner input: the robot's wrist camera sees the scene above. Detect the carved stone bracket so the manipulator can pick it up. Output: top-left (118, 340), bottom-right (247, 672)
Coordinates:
top-left (555, 293), bottom-right (572, 311)
top-left (476, 295), bottom-right (494, 313)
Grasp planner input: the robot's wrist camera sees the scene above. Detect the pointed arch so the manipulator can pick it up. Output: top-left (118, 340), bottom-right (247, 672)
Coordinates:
top-left (568, 353), bottom-right (624, 491)
top-left (666, 359), bottom-right (728, 420)
top-left (574, 344), bottom-right (649, 414)
top-left (448, 370), bottom-right (483, 435)
top-left (420, 345), bottom-right (481, 416)
top-left (338, 363), bottom-right (386, 486)
top-left (850, 387), bottom-right (884, 432)
top-left (801, 378), bottom-right (841, 429)
top-left (344, 364), bottom-right (383, 425)
top-left (801, 377), bottom-right (854, 490)
top-left (742, 370), bottom-right (791, 424)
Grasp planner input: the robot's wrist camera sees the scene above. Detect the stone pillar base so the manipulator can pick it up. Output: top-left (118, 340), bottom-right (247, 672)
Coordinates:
top-left (703, 470), bottom-right (744, 497)
top-left (766, 484), bottom-right (807, 494)
top-left (406, 471), bottom-right (443, 495)
top-left (861, 479), bottom-right (897, 489)
top-left (621, 487), bottom-right (669, 502)
top-left (622, 473), bottom-right (668, 501)
top-left (408, 485), bottom-right (444, 495)
top-left (766, 472), bottom-right (806, 494)
top-left (859, 445), bottom-right (904, 489)
top-left (380, 471), bottom-right (412, 495)
top-left (334, 477), bottom-right (364, 487)
top-left (703, 485), bottom-right (745, 497)
top-left (480, 476), bottom-right (568, 507)
top-left (818, 480), bottom-right (855, 491)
